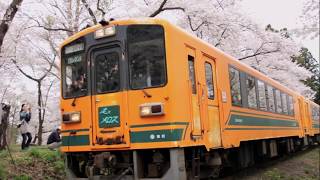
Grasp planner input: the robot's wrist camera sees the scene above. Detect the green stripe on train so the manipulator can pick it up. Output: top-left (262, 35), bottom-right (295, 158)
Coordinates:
top-left (225, 127), bottom-right (299, 130)
top-left (62, 135), bottom-right (90, 146)
top-left (228, 114), bottom-right (299, 127)
top-left (313, 124), bottom-right (320, 128)
top-left (130, 122), bottom-right (189, 128)
top-left (61, 128), bottom-right (89, 133)
top-left (130, 129), bottom-right (184, 143)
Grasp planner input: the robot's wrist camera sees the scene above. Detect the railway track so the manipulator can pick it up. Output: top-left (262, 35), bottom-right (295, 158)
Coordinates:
top-left (220, 145), bottom-right (320, 179)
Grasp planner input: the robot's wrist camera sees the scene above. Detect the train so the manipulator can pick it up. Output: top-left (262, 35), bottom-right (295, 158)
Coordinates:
top-left (59, 18), bottom-right (320, 179)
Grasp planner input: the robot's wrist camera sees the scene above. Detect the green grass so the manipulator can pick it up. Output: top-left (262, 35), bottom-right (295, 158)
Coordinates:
top-left (0, 149), bottom-right (8, 158)
top-left (0, 163), bottom-right (7, 180)
top-left (28, 147), bottom-right (63, 162)
top-left (264, 168), bottom-right (286, 180)
top-left (14, 174), bottom-right (32, 180)
top-left (54, 161), bottom-right (65, 174)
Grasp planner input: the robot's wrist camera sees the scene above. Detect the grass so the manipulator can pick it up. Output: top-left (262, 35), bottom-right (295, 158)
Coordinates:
top-left (0, 145), bottom-right (66, 179)
top-left (13, 174), bottom-right (32, 180)
top-left (258, 147), bottom-right (320, 180)
top-left (264, 168), bottom-right (285, 180)
top-left (28, 147), bottom-right (62, 162)
top-left (0, 163), bottom-right (7, 180)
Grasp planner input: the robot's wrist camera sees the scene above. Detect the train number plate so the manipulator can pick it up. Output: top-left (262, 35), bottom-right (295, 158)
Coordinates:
top-left (98, 105), bottom-right (120, 128)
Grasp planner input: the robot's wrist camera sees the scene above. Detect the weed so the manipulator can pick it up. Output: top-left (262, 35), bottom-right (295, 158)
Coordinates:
top-left (29, 148), bottom-right (41, 158)
top-left (0, 163), bottom-right (7, 180)
top-left (15, 156), bottom-right (33, 166)
top-left (53, 161), bottom-right (65, 174)
top-left (0, 150), bottom-right (8, 158)
top-left (28, 148), bottom-right (60, 162)
top-left (14, 174), bottom-right (32, 180)
top-left (264, 168), bottom-right (285, 180)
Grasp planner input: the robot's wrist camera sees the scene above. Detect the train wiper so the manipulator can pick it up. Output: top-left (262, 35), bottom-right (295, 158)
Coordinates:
top-left (71, 97), bottom-right (77, 106)
top-left (71, 88), bottom-right (87, 106)
top-left (142, 89), bottom-right (152, 98)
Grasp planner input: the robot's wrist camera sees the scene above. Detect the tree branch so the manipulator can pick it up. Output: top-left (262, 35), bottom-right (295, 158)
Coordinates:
top-left (149, 0), bottom-right (185, 17)
top-left (187, 15), bottom-right (207, 32)
top-left (11, 59), bottom-right (39, 82)
top-left (81, 0), bottom-right (98, 24)
top-left (25, 14), bottom-right (73, 33)
top-left (97, 0), bottom-right (106, 19)
top-left (214, 27), bottom-right (228, 47)
top-left (238, 49), bottom-right (280, 61)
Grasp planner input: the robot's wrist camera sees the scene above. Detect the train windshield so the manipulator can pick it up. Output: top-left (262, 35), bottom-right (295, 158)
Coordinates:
top-left (127, 25), bottom-right (167, 89)
top-left (95, 52), bottom-right (120, 93)
top-left (62, 42), bottom-right (87, 98)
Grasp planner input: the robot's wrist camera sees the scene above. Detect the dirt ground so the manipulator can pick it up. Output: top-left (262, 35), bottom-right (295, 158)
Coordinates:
top-left (223, 146), bottom-right (320, 180)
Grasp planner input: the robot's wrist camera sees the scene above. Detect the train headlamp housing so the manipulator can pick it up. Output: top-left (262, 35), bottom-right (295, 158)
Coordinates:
top-left (94, 26), bottom-right (116, 39)
top-left (62, 112), bottom-right (81, 123)
top-left (140, 103), bottom-right (164, 117)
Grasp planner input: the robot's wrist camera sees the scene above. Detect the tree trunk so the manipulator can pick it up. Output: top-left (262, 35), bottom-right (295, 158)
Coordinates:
top-left (37, 81), bottom-right (43, 145)
top-left (0, 104), bottom-right (10, 150)
top-left (0, 0), bottom-right (24, 53)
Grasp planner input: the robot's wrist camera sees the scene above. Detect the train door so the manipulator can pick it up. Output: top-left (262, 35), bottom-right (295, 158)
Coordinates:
top-left (304, 102), bottom-right (312, 134)
top-left (186, 47), bottom-right (202, 138)
top-left (298, 98), bottom-right (306, 134)
top-left (91, 46), bottom-right (130, 148)
top-left (201, 56), bottom-right (221, 147)
top-left (298, 98), bottom-right (309, 135)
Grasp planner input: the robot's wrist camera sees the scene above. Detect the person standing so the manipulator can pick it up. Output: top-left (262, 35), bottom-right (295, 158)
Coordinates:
top-left (47, 128), bottom-right (62, 150)
top-left (19, 104), bottom-right (32, 150)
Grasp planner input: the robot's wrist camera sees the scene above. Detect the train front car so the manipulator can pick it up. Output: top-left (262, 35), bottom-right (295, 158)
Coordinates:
top-left (60, 19), bottom-right (189, 179)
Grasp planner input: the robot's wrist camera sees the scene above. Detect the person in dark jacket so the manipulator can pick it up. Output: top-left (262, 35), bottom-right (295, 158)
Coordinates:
top-left (19, 104), bottom-right (32, 150)
top-left (47, 128), bottom-right (61, 150)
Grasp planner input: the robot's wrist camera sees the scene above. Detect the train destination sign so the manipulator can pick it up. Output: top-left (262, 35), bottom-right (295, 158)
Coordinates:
top-left (66, 55), bottom-right (82, 64)
top-left (65, 43), bottom-right (84, 54)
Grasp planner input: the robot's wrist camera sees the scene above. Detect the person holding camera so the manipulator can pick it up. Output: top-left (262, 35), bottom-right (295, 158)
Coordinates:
top-left (19, 104), bottom-right (32, 150)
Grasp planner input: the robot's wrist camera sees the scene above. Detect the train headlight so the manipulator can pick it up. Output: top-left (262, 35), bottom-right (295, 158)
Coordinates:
top-left (94, 26), bottom-right (116, 39)
top-left (140, 103), bottom-right (164, 117)
top-left (62, 112), bottom-right (81, 123)
top-left (71, 112), bottom-right (81, 122)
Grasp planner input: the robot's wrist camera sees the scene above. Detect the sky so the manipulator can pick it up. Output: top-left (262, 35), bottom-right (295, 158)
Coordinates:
top-left (240, 0), bottom-right (319, 61)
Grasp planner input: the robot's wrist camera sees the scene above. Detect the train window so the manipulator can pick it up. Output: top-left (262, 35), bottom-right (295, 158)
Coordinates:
top-left (267, 85), bottom-right (275, 112)
top-left (188, 56), bottom-right (196, 94)
top-left (63, 54), bottom-right (87, 98)
top-left (311, 106), bottom-right (315, 120)
top-left (205, 62), bottom-right (214, 99)
top-left (257, 80), bottom-right (267, 111)
top-left (95, 52), bottom-right (120, 93)
top-left (312, 105), bottom-right (319, 121)
top-left (288, 96), bottom-right (294, 116)
top-left (128, 25), bottom-right (166, 89)
top-left (281, 93), bottom-right (288, 114)
top-left (275, 89), bottom-right (282, 113)
top-left (246, 75), bottom-right (257, 109)
top-left (229, 67), bottom-right (242, 106)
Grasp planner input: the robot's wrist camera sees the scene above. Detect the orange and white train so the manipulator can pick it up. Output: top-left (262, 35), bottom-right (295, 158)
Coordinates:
top-left (59, 18), bottom-right (320, 179)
